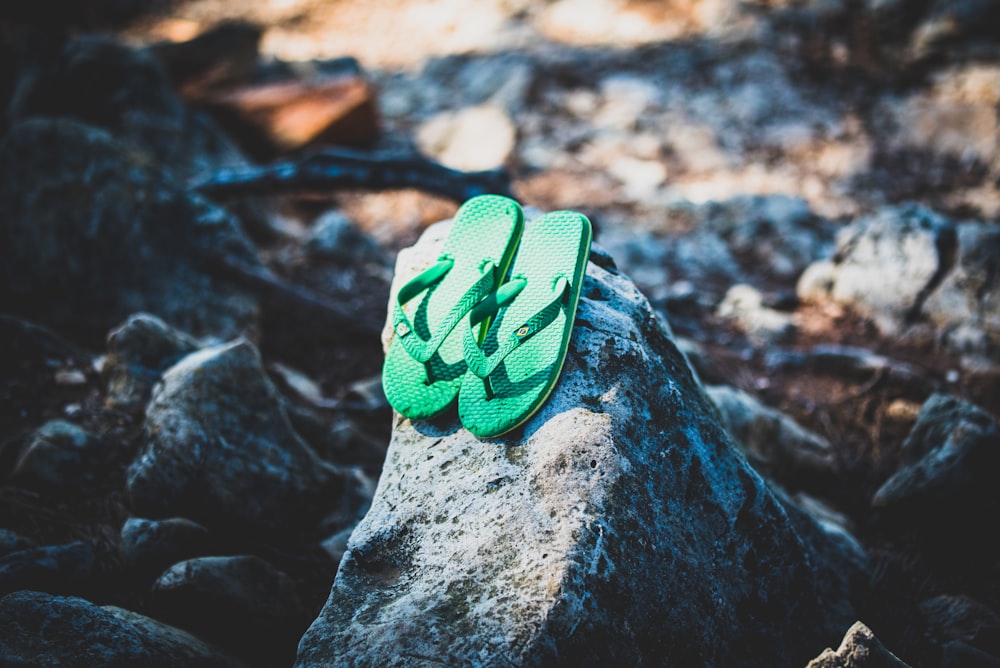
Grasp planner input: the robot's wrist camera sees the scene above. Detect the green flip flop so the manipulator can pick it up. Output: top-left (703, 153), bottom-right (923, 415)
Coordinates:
top-left (458, 210), bottom-right (592, 438)
top-left (382, 194), bottom-right (524, 421)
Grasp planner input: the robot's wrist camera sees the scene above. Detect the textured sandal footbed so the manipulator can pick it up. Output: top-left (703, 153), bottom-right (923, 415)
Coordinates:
top-left (382, 195), bottom-right (523, 420)
top-left (458, 210), bottom-right (592, 438)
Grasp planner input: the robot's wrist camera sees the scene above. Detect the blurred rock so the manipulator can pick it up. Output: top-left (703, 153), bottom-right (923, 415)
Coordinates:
top-left (0, 590), bottom-right (247, 667)
top-left (305, 210), bottom-right (388, 267)
top-left (120, 517), bottom-right (213, 582)
top-left (297, 218), bottom-right (863, 667)
top-left (716, 284), bottom-right (797, 345)
top-left (152, 555), bottom-right (308, 668)
top-left (7, 419), bottom-right (104, 495)
top-left (919, 594), bottom-right (1000, 661)
top-left (0, 530), bottom-right (34, 559)
top-left (921, 222), bottom-right (1000, 368)
top-left (873, 393), bottom-right (1000, 521)
top-left (201, 73), bottom-right (379, 160)
top-left (126, 339), bottom-right (369, 536)
top-left (805, 620), bottom-right (910, 667)
top-left (797, 203), bottom-right (954, 337)
top-left (416, 103), bottom-right (516, 171)
top-left (102, 313), bottom-right (202, 412)
top-left (7, 34), bottom-right (247, 181)
top-left (707, 384), bottom-right (837, 482)
top-left (0, 119), bottom-right (260, 342)
top-left (0, 541), bottom-right (94, 597)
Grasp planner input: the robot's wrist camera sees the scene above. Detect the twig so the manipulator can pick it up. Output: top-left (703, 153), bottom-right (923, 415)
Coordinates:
top-left (193, 147), bottom-right (513, 202)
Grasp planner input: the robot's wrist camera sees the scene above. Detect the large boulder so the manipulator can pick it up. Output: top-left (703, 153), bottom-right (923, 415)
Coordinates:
top-left (295, 219), bottom-right (867, 667)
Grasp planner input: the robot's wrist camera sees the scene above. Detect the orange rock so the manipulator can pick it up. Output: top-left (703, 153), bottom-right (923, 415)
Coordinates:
top-left (201, 75), bottom-right (380, 160)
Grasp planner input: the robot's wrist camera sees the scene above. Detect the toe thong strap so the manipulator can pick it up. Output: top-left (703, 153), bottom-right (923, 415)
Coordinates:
top-left (393, 258), bottom-right (498, 364)
top-left (463, 277), bottom-right (570, 391)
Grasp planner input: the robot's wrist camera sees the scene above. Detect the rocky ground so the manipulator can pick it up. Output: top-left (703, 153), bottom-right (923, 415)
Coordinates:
top-left (1, 0), bottom-right (1000, 666)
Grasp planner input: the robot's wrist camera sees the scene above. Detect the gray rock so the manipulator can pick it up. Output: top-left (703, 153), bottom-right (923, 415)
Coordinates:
top-left (7, 34), bottom-right (247, 181)
top-left (0, 530), bottom-right (35, 559)
top-left (102, 313), bottom-right (202, 412)
top-left (798, 203), bottom-right (954, 337)
top-left (872, 393), bottom-right (1000, 517)
top-left (296, 220), bottom-right (863, 667)
top-left (152, 555), bottom-right (308, 667)
top-left (120, 517), bottom-right (213, 581)
top-left (805, 621), bottom-right (911, 667)
top-left (0, 541), bottom-right (94, 597)
top-left (0, 590), bottom-right (247, 667)
top-left (8, 420), bottom-right (104, 495)
top-left (700, 195), bottom-right (836, 281)
top-left (715, 284), bottom-right (797, 345)
top-left (416, 103), bottom-right (516, 171)
top-left (921, 222), bottom-right (1000, 367)
top-left (0, 119), bottom-right (260, 341)
top-left (919, 594), bottom-right (1000, 658)
top-left (706, 384), bottom-right (838, 482)
top-left (126, 339), bottom-right (368, 536)
top-left (305, 210), bottom-right (388, 266)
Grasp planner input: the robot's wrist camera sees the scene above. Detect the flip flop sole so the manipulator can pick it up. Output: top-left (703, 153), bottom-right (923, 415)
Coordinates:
top-left (458, 210), bottom-right (592, 438)
top-left (382, 195), bottom-right (524, 420)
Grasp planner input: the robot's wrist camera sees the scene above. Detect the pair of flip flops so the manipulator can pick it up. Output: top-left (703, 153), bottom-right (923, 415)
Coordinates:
top-left (382, 194), bottom-right (592, 438)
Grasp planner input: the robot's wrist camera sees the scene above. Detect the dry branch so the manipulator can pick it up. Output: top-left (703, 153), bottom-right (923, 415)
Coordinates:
top-left (193, 148), bottom-right (513, 202)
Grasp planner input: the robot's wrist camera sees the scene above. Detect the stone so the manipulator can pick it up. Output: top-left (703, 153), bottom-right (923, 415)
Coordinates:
top-left (921, 222), bottom-right (1000, 367)
top-left (0, 590), bottom-right (247, 667)
top-left (805, 621), bottom-right (911, 667)
top-left (152, 555), bottom-right (308, 667)
top-left (0, 530), bottom-right (34, 559)
top-left (872, 393), bottom-right (1000, 519)
top-left (918, 594), bottom-right (1000, 658)
top-left (700, 195), bottom-right (836, 281)
top-left (416, 104), bottom-right (516, 171)
top-left (102, 313), bottom-right (202, 412)
top-left (7, 419), bottom-right (104, 495)
top-left (7, 34), bottom-right (247, 181)
top-left (0, 541), bottom-right (94, 597)
top-left (0, 119), bottom-right (260, 342)
top-left (305, 210), bottom-right (389, 267)
top-left (296, 220), bottom-right (863, 667)
top-left (706, 384), bottom-right (838, 483)
top-left (120, 517), bottom-right (213, 582)
top-left (201, 74), bottom-right (380, 160)
top-left (797, 203), bottom-right (955, 337)
top-left (716, 284), bottom-right (797, 345)
top-left (126, 339), bottom-right (369, 536)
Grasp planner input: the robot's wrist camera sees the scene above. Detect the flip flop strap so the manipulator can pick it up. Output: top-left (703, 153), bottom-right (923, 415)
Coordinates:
top-left (393, 258), bottom-right (498, 364)
top-left (464, 277), bottom-right (570, 380)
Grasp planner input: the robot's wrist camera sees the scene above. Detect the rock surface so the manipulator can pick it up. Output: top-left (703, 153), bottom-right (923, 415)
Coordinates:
top-left (873, 393), bottom-right (1000, 520)
top-left (126, 338), bottom-right (366, 536)
top-left (7, 34), bottom-right (247, 181)
top-left (706, 384), bottom-right (837, 483)
top-left (295, 220), bottom-right (865, 667)
top-left (7, 419), bottom-right (105, 495)
top-left (0, 541), bottom-right (94, 597)
top-left (0, 119), bottom-right (260, 342)
top-left (102, 313), bottom-right (203, 411)
top-left (0, 590), bottom-right (247, 667)
top-left (805, 620), bottom-right (910, 667)
top-left (119, 516), bottom-right (213, 581)
top-left (152, 555), bottom-right (308, 667)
